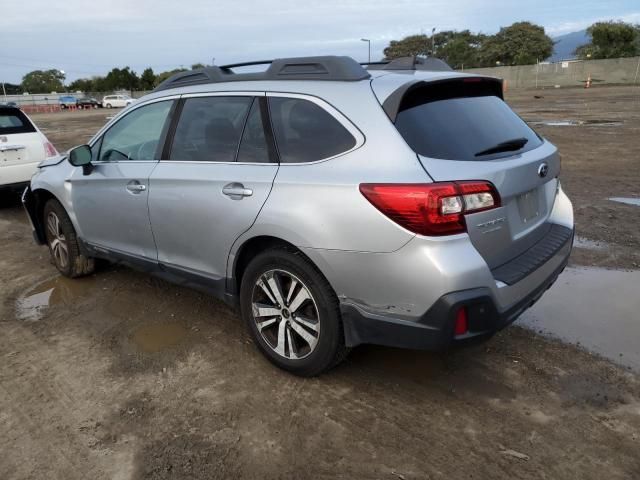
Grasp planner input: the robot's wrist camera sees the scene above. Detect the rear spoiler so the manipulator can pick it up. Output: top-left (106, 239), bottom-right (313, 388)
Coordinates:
top-left (382, 76), bottom-right (504, 122)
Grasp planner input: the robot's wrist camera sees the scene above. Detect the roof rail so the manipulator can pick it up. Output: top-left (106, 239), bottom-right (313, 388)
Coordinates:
top-left (153, 56), bottom-right (371, 92)
top-left (365, 56), bottom-right (453, 72)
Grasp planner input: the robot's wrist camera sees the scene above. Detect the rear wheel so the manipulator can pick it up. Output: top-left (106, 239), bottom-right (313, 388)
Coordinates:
top-left (106, 103), bottom-right (112, 109)
top-left (240, 248), bottom-right (349, 376)
top-left (43, 199), bottom-right (95, 278)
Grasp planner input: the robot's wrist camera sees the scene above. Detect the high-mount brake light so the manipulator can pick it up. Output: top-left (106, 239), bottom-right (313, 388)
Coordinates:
top-left (359, 181), bottom-right (500, 236)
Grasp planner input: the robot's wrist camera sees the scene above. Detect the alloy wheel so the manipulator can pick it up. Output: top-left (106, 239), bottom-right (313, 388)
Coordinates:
top-left (46, 211), bottom-right (69, 269)
top-left (251, 269), bottom-right (320, 360)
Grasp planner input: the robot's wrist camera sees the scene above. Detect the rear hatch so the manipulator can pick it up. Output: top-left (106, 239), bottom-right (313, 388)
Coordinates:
top-left (373, 75), bottom-right (560, 269)
top-left (0, 107), bottom-right (45, 166)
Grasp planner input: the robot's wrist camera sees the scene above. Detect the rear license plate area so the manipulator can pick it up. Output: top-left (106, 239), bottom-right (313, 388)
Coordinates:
top-left (517, 188), bottom-right (539, 223)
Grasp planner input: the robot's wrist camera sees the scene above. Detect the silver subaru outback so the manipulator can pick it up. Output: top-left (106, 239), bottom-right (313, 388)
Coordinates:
top-left (23, 56), bottom-right (573, 376)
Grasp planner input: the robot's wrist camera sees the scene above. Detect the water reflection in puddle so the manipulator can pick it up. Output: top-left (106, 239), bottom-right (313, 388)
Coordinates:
top-left (16, 276), bottom-right (95, 321)
top-left (131, 324), bottom-right (188, 353)
top-left (609, 197), bottom-right (640, 207)
top-left (519, 267), bottom-right (640, 371)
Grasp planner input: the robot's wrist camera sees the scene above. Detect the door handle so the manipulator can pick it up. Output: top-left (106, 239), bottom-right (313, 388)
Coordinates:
top-left (222, 183), bottom-right (253, 199)
top-left (126, 181), bottom-right (146, 193)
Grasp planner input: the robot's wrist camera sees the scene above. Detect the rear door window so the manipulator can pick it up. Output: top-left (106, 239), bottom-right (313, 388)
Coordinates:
top-left (0, 108), bottom-right (36, 134)
top-left (170, 96), bottom-right (252, 162)
top-left (394, 80), bottom-right (542, 161)
top-left (268, 97), bottom-right (356, 163)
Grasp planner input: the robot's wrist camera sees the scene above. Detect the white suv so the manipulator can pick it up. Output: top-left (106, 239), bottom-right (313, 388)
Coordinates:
top-left (102, 95), bottom-right (134, 109)
top-left (0, 106), bottom-right (57, 191)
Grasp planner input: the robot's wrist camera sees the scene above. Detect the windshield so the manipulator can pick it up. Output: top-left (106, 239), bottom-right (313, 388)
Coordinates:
top-left (394, 80), bottom-right (542, 161)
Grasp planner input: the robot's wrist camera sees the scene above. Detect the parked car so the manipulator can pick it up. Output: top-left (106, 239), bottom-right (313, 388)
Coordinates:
top-left (1, 106), bottom-right (57, 192)
top-left (1, 101), bottom-right (19, 108)
top-left (102, 94), bottom-right (134, 108)
top-left (23, 56), bottom-right (573, 376)
top-left (77, 97), bottom-right (101, 109)
top-left (58, 95), bottom-right (78, 109)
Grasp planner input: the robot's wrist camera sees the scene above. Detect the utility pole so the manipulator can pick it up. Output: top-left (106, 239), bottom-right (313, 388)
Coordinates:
top-left (2, 82), bottom-right (6, 101)
top-left (431, 27), bottom-right (436, 56)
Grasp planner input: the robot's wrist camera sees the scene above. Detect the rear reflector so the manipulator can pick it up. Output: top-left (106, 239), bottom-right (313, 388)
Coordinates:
top-left (359, 181), bottom-right (500, 236)
top-left (43, 141), bottom-right (57, 158)
top-left (454, 308), bottom-right (468, 336)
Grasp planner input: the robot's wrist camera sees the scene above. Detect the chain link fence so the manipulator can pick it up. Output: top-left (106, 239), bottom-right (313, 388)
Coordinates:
top-left (462, 56), bottom-right (640, 89)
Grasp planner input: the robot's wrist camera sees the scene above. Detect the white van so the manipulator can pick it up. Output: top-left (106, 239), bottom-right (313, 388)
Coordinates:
top-left (101, 95), bottom-right (134, 108)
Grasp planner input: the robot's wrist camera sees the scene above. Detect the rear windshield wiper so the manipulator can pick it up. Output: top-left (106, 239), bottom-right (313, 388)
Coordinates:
top-left (474, 137), bottom-right (528, 157)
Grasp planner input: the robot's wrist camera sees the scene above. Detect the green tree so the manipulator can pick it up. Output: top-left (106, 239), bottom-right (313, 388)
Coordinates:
top-left (155, 68), bottom-right (188, 85)
top-left (21, 69), bottom-right (66, 93)
top-left (478, 22), bottom-right (553, 66)
top-left (575, 21), bottom-right (640, 59)
top-left (2, 83), bottom-right (22, 95)
top-left (68, 77), bottom-right (97, 92)
top-left (102, 67), bottom-right (139, 91)
top-left (383, 34), bottom-right (430, 59)
top-left (191, 63), bottom-right (206, 69)
top-left (139, 67), bottom-right (156, 90)
top-left (431, 30), bottom-right (487, 68)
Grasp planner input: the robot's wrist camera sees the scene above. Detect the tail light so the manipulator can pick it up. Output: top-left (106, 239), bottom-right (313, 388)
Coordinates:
top-left (359, 181), bottom-right (500, 236)
top-left (43, 141), bottom-right (58, 158)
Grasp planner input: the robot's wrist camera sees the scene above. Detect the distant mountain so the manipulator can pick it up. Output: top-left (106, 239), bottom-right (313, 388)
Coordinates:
top-left (548, 30), bottom-right (590, 62)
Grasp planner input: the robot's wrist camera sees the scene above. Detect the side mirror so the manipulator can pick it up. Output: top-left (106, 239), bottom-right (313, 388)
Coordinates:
top-left (68, 144), bottom-right (93, 175)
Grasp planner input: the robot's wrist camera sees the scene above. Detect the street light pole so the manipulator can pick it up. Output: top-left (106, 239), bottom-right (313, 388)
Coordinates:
top-left (431, 27), bottom-right (436, 56)
top-left (360, 38), bottom-right (371, 63)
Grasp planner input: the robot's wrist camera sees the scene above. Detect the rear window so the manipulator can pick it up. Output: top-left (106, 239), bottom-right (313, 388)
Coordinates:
top-left (0, 108), bottom-right (36, 135)
top-left (394, 80), bottom-right (542, 161)
top-left (269, 97), bottom-right (356, 163)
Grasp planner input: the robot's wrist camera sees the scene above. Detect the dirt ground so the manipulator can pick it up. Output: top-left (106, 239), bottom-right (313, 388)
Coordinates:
top-left (1, 86), bottom-right (639, 479)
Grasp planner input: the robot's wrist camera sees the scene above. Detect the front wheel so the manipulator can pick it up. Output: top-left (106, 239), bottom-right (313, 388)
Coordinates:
top-left (106, 103), bottom-right (112, 109)
top-left (240, 248), bottom-right (349, 376)
top-left (43, 199), bottom-right (95, 278)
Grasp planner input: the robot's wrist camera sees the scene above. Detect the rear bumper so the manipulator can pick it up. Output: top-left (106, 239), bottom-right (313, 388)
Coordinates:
top-left (0, 161), bottom-right (40, 186)
top-left (341, 226), bottom-right (573, 350)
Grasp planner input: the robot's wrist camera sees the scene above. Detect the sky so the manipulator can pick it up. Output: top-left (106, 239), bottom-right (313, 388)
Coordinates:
top-left (1, 0), bottom-right (639, 84)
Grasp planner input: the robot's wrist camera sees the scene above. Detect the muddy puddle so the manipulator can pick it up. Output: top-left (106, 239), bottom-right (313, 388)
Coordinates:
top-left (519, 267), bottom-right (640, 371)
top-left (609, 197), bottom-right (640, 207)
top-left (16, 275), bottom-right (96, 321)
top-left (530, 119), bottom-right (623, 127)
top-left (131, 323), bottom-right (188, 353)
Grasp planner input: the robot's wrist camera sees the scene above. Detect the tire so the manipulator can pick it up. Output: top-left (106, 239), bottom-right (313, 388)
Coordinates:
top-left (106, 103), bottom-right (112, 109)
top-left (43, 199), bottom-right (95, 278)
top-left (240, 247), bottom-right (349, 376)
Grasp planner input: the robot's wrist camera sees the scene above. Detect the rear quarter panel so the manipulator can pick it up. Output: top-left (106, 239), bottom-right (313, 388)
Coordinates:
top-left (232, 82), bottom-right (430, 257)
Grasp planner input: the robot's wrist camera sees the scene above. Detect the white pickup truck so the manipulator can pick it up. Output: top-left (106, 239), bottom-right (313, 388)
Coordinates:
top-left (0, 106), bottom-right (58, 191)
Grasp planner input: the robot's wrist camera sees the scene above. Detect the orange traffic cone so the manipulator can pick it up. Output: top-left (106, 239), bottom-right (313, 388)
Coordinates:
top-left (584, 74), bottom-right (592, 89)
